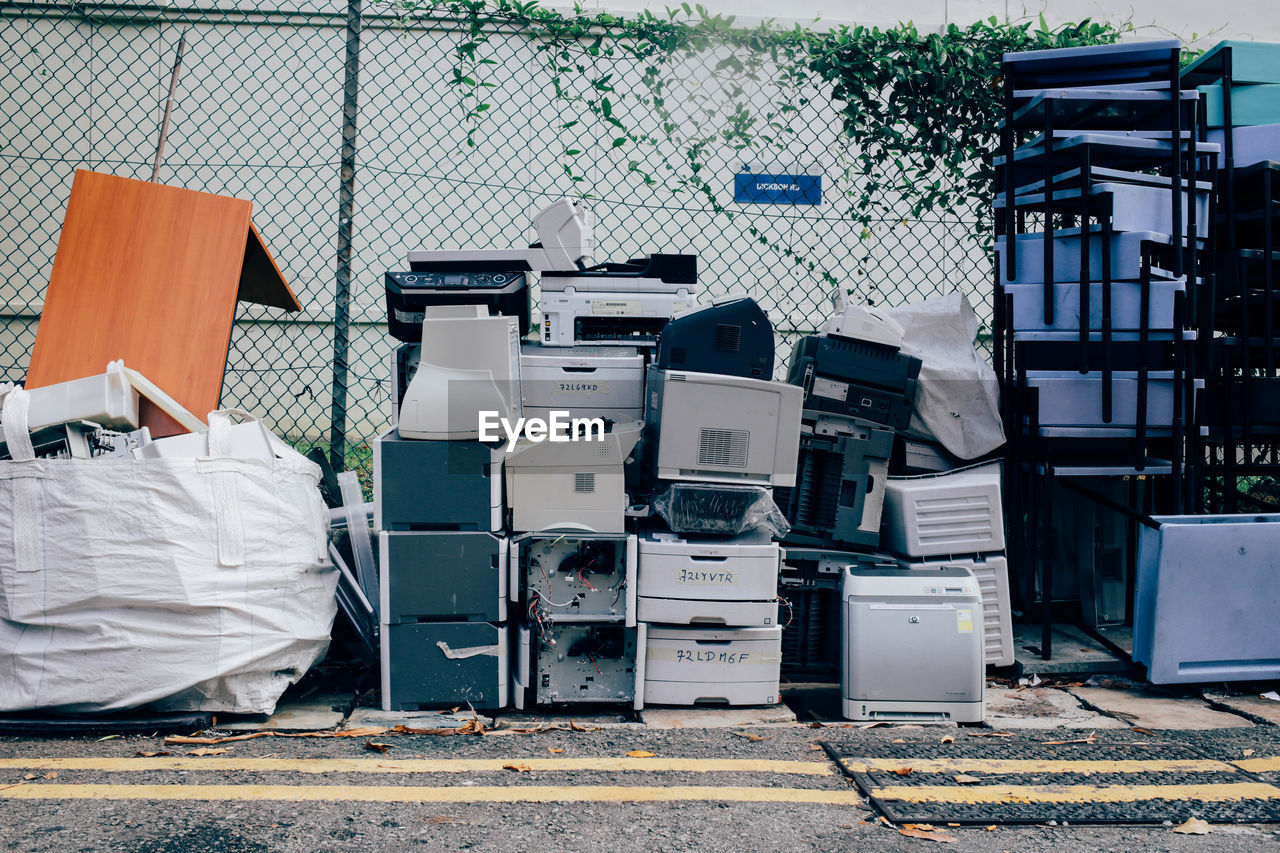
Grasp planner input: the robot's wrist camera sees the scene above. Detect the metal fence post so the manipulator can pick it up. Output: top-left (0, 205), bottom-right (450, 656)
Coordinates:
top-left (330, 0), bottom-right (362, 473)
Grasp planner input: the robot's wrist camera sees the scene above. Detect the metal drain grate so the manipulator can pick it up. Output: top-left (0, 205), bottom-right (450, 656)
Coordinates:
top-left (823, 739), bottom-right (1280, 824)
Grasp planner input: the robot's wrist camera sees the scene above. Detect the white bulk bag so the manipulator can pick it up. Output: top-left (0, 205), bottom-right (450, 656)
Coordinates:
top-left (0, 390), bottom-right (337, 714)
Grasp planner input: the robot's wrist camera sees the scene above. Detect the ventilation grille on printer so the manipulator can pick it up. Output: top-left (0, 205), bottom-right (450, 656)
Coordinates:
top-left (698, 428), bottom-right (749, 468)
top-left (574, 472), bottom-right (596, 493)
top-left (715, 324), bottom-right (742, 352)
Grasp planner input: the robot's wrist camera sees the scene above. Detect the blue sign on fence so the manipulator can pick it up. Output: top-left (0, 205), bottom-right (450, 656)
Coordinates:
top-left (733, 172), bottom-right (822, 205)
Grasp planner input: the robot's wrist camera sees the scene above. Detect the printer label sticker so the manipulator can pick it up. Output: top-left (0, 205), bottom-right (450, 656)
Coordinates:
top-left (811, 376), bottom-right (847, 401)
top-left (956, 608), bottom-right (974, 634)
top-left (589, 300), bottom-right (641, 316)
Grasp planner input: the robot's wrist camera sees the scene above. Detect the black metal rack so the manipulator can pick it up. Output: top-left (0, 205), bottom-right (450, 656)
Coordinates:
top-left (994, 40), bottom-right (1213, 660)
top-left (1183, 45), bottom-right (1280, 512)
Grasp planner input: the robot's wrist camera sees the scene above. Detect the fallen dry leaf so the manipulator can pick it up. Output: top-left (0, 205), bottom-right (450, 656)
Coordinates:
top-left (186, 748), bottom-right (229, 757)
top-left (626, 750), bottom-right (655, 758)
top-left (939, 735), bottom-right (955, 744)
top-left (568, 719), bottom-right (600, 733)
top-left (1172, 817), bottom-right (1211, 835)
top-left (1243, 748), bottom-right (1256, 757)
top-left (502, 763), bottom-right (531, 773)
top-left (947, 823), bottom-right (960, 827)
top-left (22, 774), bottom-right (35, 780)
top-left (733, 731), bottom-right (769, 742)
top-left (95, 735), bottom-right (121, 742)
top-left (42, 772), bottom-right (57, 780)
top-left (952, 774), bottom-right (982, 785)
top-left (985, 825), bottom-right (997, 831)
top-left (894, 768), bottom-right (913, 777)
top-left (808, 721), bottom-right (827, 729)
top-left (861, 721), bottom-right (891, 729)
top-left (969, 732), bottom-right (1014, 738)
top-left (548, 748), bottom-right (563, 754)
top-left (898, 826), bottom-right (958, 843)
top-left (1130, 727), bottom-right (1155, 736)
top-left (135, 751), bottom-right (171, 758)
top-left (808, 743), bottom-right (824, 751)
top-left (364, 742), bottom-right (391, 754)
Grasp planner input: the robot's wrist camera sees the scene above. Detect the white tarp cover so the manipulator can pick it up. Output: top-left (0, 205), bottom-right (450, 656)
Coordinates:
top-left (0, 391), bottom-right (337, 714)
top-left (883, 293), bottom-right (1006, 460)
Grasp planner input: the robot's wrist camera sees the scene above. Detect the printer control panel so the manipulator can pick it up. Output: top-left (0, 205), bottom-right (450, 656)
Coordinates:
top-left (388, 271), bottom-right (522, 290)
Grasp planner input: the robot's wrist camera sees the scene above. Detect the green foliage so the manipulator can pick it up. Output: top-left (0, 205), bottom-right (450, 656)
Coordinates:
top-left (379, 1), bottom-right (1128, 282)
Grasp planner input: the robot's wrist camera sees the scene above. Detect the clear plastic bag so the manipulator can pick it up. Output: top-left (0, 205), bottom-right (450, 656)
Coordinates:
top-left (651, 482), bottom-right (791, 539)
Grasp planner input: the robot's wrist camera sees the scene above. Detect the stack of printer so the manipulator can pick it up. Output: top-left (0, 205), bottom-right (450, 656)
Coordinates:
top-left (636, 297), bottom-right (802, 707)
top-left (375, 299), bottom-right (515, 711)
top-left (773, 302), bottom-right (920, 682)
top-left (377, 199), bottom-right (708, 710)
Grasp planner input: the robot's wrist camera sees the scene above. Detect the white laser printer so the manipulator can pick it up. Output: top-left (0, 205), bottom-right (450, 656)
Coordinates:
top-left (504, 419), bottom-right (643, 533)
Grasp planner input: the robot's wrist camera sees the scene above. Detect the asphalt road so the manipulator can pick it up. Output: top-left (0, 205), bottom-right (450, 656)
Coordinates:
top-left (2, 726), bottom-right (1280, 851)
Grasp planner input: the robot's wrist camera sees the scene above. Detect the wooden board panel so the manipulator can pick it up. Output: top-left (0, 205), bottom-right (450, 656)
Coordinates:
top-left (26, 170), bottom-right (290, 435)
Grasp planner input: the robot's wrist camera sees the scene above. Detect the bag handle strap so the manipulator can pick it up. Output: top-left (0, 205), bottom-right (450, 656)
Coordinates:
top-left (1, 386), bottom-right (35, 462)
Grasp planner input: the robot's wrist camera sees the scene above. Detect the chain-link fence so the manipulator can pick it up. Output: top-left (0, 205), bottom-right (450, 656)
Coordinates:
top-left (0, 2), bottom-right (991, 479)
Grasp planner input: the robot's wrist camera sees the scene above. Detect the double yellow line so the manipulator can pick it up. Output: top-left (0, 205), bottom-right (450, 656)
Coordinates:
top-left (0, 756), bottom-right (856, 805)
top-left (839, 755), bottom-right (1280, 806)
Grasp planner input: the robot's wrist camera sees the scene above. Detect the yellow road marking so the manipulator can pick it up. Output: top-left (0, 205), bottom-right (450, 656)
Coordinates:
top-left (841, 757), bottom-right (1237, 775)
top-left (869, 782), bottom-right (1280, 804)
top-left (0, 783), bottom-right (863, 805)
top-left (0, 757), bottom-right (831, 776)
top-left (1236, 757), bottom-right (1280, 773)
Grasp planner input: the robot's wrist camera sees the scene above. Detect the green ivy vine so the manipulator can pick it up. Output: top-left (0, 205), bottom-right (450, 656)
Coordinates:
top-left (379, 0), bottom-right (1128, 286)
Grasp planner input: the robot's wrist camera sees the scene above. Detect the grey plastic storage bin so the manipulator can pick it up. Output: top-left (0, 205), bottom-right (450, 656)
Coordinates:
top-left (1024, 370), bottom-right (1192, 431)
top-left (1134, 514), bottom-right (1280, 684)
top-left (1207, 123), bottom-right (1280, 169)
top-left (998, 183), bottom-right (1209, 239)
top-left (996, 229), bottom-right (1175, 286)
top-left (1006, 279), bottom-right (1184, 332)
